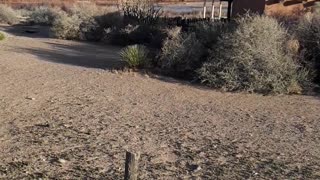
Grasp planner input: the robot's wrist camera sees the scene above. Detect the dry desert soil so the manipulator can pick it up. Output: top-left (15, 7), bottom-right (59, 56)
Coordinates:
top-left (0, 25), bottom-right (320, 179)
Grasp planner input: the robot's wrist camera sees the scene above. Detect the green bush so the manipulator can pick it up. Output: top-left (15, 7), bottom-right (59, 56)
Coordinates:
top-left (159, 26), bottom-right (204, 75)
top-left (199, 15), bottom-right (308, 94)
top-left (0, 32), bottom-right (5, 41)
top-left (0, 4), bottom-right (19, 25)
top-left (295, 12), bottom-right (320, 83)
top-left (120, 45), bottom-right (149, 68)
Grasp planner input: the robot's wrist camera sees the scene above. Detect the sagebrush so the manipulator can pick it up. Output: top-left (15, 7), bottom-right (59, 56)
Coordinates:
top-left (121, 0), bottom-right (161, 24)
top-left (159, 27), bottom-right (204, 75)
top-left (0, 4), bottom-right (19, 25)
top-left (199, 15), bottom-right (308, 94)
top-left (29, 6), bottom-right (63, 25)
top-left (158, 22), bottom-right (228, 76)
top-left (51, 12), bottom-right (82, 40)
top-left (295, 12), bottom-right (320, 83)
top-left (51, 3), bottom-right (119, 41)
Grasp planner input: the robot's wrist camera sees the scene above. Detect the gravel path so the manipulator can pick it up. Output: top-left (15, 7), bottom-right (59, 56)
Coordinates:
top-left (0, 28), bottom-right (320, 179)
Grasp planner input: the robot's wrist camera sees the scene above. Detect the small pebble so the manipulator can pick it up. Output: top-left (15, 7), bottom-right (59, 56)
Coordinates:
top-left (26, 97), bottom-right (35, 100)
top-left (58, 159), bottom-right (67, 164)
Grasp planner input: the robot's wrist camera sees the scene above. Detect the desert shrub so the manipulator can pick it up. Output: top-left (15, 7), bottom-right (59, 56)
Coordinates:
top-left (314, 2), bottom-right (320, 13)
top-left (0, 4), bottom-right (19, 25)
top-left (199, 15), bottom-right (308, 94)
top-left (156, 21), bottom-right (231, 77)
top-left (29, 6), bottom-right (63, 25)
top-left (17, 8), bottom-right (32, 17)
top-left (191, 21), bottom-right (230, 49)
top-left (295, 12), bottom-right (320, 83)
top-left (103, 24), bottom-right (137, 45)
top-left (70, 2), bottom-right (101, 19)
top-left (103, 22), bottom-right (166, 47)
top-left (83, 12), bottom-right (124, 41)
top-left (120, 45), bottom-right (149, 68)
top-left (159, 27), bottom-right (204, 75)
top-left (79, 17), bottom-right (102, 41)
top-left (68, 3), bottom-right (102, 40)
top-left (52, 3), bottom-right (121, 41)
top-left (121, 0), bottom-right (161, 24)
top-left (96, 12), bottom-right (123, 30)
top-left (128, 24), bottom-right (166, 47)
top-left (0, 32), bottom-right (5, 41)
top-left (51, 12), bottom-right (82, 40)
top-left (50, 2), bottom-right (98, 40)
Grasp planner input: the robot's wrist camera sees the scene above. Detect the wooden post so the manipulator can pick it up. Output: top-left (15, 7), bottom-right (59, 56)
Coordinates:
top-left (211, 0), bottom-right (215, 20)
top-left (124, 151), bottom-right (140, 180)
top-left (203, 0), bottom-right (207, 18)
top-left (218, 1), bottom-right (223, 19)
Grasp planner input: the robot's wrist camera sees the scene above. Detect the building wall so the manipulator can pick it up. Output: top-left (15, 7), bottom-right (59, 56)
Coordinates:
top-left (232, 0), bottom-right (265, 16)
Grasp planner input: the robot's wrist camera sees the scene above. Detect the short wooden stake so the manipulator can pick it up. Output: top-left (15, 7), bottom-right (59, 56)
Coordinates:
top-left (124, 151), bottom-right (140, 180)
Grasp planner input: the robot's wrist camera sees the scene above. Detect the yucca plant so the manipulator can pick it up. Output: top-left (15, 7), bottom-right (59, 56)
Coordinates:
top-left (120, 45), bottom-right (149, 68)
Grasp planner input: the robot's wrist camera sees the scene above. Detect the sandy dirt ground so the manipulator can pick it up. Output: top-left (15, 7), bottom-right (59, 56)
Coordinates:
top-left (0, 26), bottom-right (320, 179)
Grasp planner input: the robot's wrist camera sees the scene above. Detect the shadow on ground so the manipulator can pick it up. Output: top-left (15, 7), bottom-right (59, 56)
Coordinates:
top-left (1, 24), bottom-right (125, 69)
top-left (0, 24), bottom-right (51, 38)
top-left (15, 41), bottom-right (125, 69)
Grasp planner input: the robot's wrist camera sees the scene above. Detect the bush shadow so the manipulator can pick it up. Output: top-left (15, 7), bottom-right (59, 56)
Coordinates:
top-left (15, 41), bottom-right (125, 69)
top-left (0, 24), bottom-right (51, 38)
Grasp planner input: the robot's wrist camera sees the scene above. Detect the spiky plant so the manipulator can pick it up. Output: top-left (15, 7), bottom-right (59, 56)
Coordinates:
top-left (120, 45), bottom-right (149, 68)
